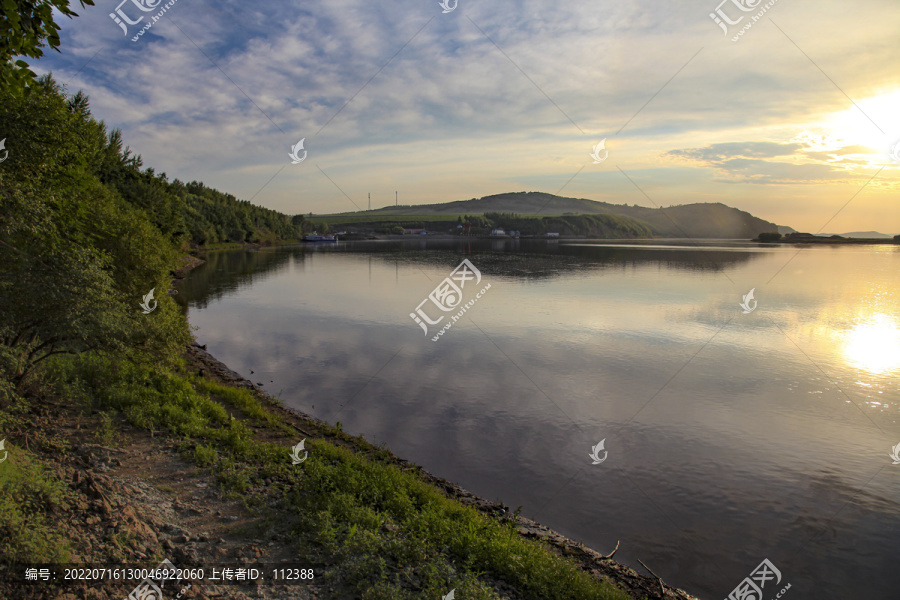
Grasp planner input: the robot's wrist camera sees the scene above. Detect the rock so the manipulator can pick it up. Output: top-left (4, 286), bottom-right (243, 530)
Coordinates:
top-left (173, 545), bottom-right (201, 566)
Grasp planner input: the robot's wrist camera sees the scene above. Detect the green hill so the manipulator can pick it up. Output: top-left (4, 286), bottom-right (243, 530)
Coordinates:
top-left (316, 191), bottom-right (779, 239)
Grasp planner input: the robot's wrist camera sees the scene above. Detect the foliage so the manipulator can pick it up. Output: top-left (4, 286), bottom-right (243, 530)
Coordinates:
top-left (0, 76), bottom-right (189, 388)
top-left (757, 232), bottom-right (783, 242)
top-left (0, 447), bottom-right (72, 563)
top-left (482, 212), bottom-right (653, 238)
top-left (175, 180), bottom-right (298, 245)
top-left (0, 0), bottom-right (95, 96)
top-left (44, 352), bottom-right (633, 599)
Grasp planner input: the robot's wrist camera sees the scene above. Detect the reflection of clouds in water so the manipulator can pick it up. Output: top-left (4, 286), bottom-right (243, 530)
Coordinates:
top-left (185, 242), bottom-right (900, 600)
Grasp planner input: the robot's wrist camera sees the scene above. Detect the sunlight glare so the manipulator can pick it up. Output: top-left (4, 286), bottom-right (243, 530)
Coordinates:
top-left (843, 313), bottom-right (900, 374)
top-left (823, 89), bottom-right (900, 156)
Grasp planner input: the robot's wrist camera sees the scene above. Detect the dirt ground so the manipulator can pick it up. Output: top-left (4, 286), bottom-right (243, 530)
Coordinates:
top-left (1, 344), bottom-right (699, 600)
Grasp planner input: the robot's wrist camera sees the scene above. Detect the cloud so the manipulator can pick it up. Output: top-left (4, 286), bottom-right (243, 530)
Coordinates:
top-left (663, 141), bottom-right (888, 184)
top-left (667, 142), bottom-right (805, 161)
top-left (26, 0), bottom-right (900, 230)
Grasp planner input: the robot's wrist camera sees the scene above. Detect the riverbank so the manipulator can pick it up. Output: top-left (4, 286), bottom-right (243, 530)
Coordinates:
top-left (185, 344), bottom-right (701, 600)
top-left (0, 344), bottom-right (699, 600)
top-left (0, 251), bottom-right (701, 600)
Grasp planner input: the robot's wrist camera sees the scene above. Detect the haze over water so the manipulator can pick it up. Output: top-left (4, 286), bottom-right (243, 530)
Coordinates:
top-left (177, 240), bottom-right (900, 600)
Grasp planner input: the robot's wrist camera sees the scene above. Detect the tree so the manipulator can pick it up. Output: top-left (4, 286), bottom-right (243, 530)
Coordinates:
top-left (1, 0), bottom-right (95, 96)
top-left (0, 75), bottom-right (188, 391)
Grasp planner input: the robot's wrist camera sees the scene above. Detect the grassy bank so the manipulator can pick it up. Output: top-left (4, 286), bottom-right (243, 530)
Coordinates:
top-left (0, 353), bottom-right (642, 600)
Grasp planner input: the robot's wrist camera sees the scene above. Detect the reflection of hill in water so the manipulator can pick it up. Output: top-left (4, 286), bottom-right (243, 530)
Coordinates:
top-left (326, 239), bottom-right (762, 279)
top-left (177, 240), bottom-right (764, 306)
top-left (174, 247), bottom-right (299, 309)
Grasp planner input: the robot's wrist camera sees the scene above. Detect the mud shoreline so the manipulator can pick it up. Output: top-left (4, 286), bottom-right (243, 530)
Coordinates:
top-left (185, 342), bottom-right (700, 600)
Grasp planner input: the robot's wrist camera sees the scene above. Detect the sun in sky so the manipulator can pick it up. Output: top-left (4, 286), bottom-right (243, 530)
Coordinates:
top-left (814, 89), bottom-right (900, 160)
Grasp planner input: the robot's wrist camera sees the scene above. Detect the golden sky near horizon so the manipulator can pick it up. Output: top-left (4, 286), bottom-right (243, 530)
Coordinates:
top-left (38, 0), bottom-right (900, 232)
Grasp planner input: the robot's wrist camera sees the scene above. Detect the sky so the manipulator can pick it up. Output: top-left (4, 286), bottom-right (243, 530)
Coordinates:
top-left (34, 0), bottom-right (900, 232)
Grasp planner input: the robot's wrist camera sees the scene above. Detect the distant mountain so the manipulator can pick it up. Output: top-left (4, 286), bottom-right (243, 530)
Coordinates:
top-left (818, 231), bottom-right (895, 239)
top-left (342, 191), bottom-right (780, 239)
top-left (777, 225), bottom-right (797, 235)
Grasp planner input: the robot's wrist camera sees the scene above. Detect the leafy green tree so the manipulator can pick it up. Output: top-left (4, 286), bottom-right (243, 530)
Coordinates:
top-left (0, 76), bottom-right (188, 391)
top-left (1, 0), bottom-right (95, 96)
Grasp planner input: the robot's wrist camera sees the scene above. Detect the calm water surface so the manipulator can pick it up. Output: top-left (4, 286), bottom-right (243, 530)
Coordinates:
top-left (176, 240), bottom-right (900, 600)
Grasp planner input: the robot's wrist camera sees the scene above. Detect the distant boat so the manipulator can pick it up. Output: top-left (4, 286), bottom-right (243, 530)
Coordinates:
top-left (302, 233), bottom-right (338, 242)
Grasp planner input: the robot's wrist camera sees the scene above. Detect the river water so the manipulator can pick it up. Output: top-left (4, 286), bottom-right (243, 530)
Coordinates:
top-left (175, 239), bottom-right (900, 600)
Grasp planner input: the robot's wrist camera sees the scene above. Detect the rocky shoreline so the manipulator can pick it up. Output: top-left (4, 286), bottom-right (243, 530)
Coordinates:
top-left (186, 343), bottom-right (700, 600)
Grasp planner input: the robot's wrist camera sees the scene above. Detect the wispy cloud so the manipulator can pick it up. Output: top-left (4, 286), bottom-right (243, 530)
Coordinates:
top-left (32, 0), bottom-right (900, 231)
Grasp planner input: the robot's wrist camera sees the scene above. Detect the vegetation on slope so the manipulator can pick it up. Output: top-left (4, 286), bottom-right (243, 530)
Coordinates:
top-left (319, 191), bottom-right (779, 239)
top-left (0, 13), bottom-right (649, 598)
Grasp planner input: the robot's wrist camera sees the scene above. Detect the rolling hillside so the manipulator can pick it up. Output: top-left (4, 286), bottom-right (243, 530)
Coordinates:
top-left (316, 191), bottom-right (780, 239)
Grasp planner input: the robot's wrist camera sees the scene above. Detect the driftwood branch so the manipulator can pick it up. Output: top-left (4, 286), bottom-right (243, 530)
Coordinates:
top-left (600, 540), bottom-right (620, 559)
top-left (638, 559), bottom-right (667, 597)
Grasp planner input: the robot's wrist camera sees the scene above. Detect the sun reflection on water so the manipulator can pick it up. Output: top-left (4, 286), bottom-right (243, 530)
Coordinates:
top-left (842, 314), bottom-right (900, 374)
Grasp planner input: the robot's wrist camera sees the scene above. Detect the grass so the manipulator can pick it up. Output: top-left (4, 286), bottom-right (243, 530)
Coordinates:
top-left (0, 445), bottom-right (72, 563)
top-left (31, 353), bottom-right (634, 599)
